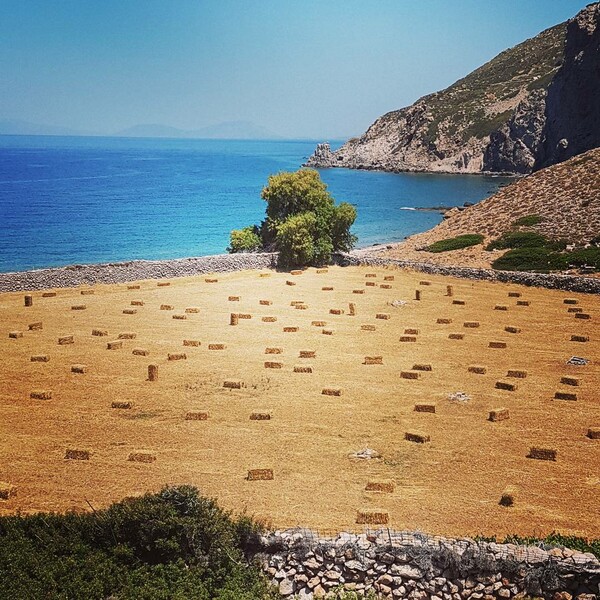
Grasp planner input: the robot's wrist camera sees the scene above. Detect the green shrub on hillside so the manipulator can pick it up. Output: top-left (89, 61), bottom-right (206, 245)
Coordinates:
top-left (486, 231), bottom-right (549, 251)
top-left (490, 247), bottom-right (564, 272)
top-left (425, 234), bottom-right (484, 253)
top-left (512, 214), bottom-right (543, 227)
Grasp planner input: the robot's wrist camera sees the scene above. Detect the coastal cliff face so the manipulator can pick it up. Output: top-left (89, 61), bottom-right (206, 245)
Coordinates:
top-left (306, 3), bottom-right (600, 175)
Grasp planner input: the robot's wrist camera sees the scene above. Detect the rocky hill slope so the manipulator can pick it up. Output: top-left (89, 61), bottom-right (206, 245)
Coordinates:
top-left (307, 3), bottom-right (600, 175)
top-left (372, 147), bottom-right (600, 268)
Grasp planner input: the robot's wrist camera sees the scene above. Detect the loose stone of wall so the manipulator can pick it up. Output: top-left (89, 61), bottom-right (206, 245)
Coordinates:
top-left (0, 253), bottom-right (278, 293)
top-left (259, 529), bottom-right (600, 599)
top-left (335, 253), bottom-right (600, 295)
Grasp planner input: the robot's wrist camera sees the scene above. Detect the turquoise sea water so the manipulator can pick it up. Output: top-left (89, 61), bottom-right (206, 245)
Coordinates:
top-left (0, 136), bottom-right (512, 273)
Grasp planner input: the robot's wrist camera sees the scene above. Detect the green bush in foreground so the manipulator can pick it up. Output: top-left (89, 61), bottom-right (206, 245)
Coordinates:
top-left (512, 214), bottom-right (543, 227)
top-left (0, 486), bottom-right (277, 600)
top-left (486, 231), bottom-right (550, 251)
top-left (228, 226), bottom-right (262, 253)
top-left (425, 233), bottom-right (484, 253)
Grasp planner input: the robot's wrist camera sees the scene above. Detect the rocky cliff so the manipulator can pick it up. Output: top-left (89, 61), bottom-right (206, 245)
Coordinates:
top-left (306, 3), bottom-right (600, 175)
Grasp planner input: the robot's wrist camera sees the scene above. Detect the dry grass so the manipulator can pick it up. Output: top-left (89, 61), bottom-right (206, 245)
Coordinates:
top-left (0, 266), bottom-right (598, 539)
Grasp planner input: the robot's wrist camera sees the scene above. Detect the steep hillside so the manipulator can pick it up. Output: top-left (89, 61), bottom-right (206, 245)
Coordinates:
top-left (374, 147), bottom-right (600, 268)
top-left (307, 3), bottom-right (600, 175)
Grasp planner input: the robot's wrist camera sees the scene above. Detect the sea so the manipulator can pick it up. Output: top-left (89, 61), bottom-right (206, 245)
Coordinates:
top-left (0, 136), bottom-right (513, 273)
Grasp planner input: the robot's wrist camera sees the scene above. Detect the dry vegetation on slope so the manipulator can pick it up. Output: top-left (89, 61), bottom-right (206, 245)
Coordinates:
top-left (379, 148), bottom-right (600, 269)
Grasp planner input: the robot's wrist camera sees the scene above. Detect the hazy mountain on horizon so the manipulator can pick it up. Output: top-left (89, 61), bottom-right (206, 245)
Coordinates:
top-left (0, 119), bottom-right (93, 137)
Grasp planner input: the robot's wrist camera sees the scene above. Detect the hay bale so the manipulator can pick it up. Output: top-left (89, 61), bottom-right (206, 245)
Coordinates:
top-left (376, 313), bottom-right (390, 320)
top-left (380, 284), bottom-right (392, 289)
top-left (107, 340), bottom-right (123, 350)
top-left (365, 273), bottom-right (377, 278)
top-left (405, 432), bottom-right (430, 443)
top-left (71, 364), bottom-right (87, 374)
top-left (230, 313), bottom-right (239, 326)
top-left (250, 412), bottom-right (271, 420)
top-left (264, 361), bottom-right (283, 369)
top-left (132, 348), bottom-right (149, 356)
top-left (384, 275), bottom-right (395, 281)
top-left (128, 452), bottom-right (156, 463)
top-left (419, 280), bottom-right (431, 286)
top-left (348, 302), bottom-right (356, 316)
top-left (400, 336), bottom-right (417, 342)
top-left (507, 369), bottom-right (527, 379)
top-left (495, 305), bottom-right (508, 311)
top-left (489, 408), bottom-right (510, 422)
top-left (285, 280), bottom-right (296, 286)
top-left (283, 326), bottom-right (298, 332)
top-left (228, 296), bottom-right (240, 302)
top-left (508, 292), bottom-right (521, 298)
top-left (575, 313), bottom-right (591, 320)
top-left (185, 307), bottom-right (200, 313)
top-left (259, 273), bottom-right (271, 278)
top-left (42, 292), bottom-right (57, 297)
top-left (412, 364), bottom-right (432, 372)
top-left (131, 300), bottom-right (144, 306)
top-left (322, 329), bottom-right (333, 335)
top-left (299, 350), bottom-right (316, 358)
top-left (322, 388), bottom-right (341, 396)
top-left (353, 289), bottom-right (365, 294)
top-left (172, 314), bottom-right (187, 320)
top-left (554, 391), bottom-right (577, 401)
top-left (92, 329), bottom-right (108, 336)
top-left (265, 347), bottom-right (283, 354)
top-left (517, 300), bottom-right (530, 306)
top-left (168, 352), bottom-right (187, 361)
top-left (495, 380), bottom-right (517, 391)
top-left (322, 286), bottom-right (334, 291)
top-left (122, 309), bottom-right (137, 315)
top-left (468, 365), bottom-right (487, 374)
top-left (365, 480), bottom-right (395, 493)
top-left (446, 285), bottom-right (454, 297)
top-left (294, 304), bottom-right (308, 310)
top-left (489, 341), bottom-right (507, 348)
top-left (570, 335), bottom-right (589, 342)
top-left (499, 485), bottom-right (518, 506)
top-left (564, 298), bottom-right (578, 305)
top-left (118, 332), bottom-right (137, 339)
top-left (65, 449), bottom-right (90, 460)
top-left (365, 281), bottom-right (376, 287)
top-left (262, 316), bottom-right (277, 322)
top-left (361, 324), bottom-right (376, 331)
top-left (0, 483), bottom-right (17, 500)
top-left (415, 290), bottom-right (421, 301)
top-left (452, 300), bottom-right (466, 305)
top-left (528, 447), bottom-right (557, 461)
top-left (223, 380), bottom-right (244, 389)
top-left (316, 268), bottom-right (328, 274)
top-left (80, 289), bottom-right (95, 296)
top-left (30, 390), bottom-right (52, 400)
top-left (30, 354), bottom-right (49, 362)
top-left (183, 340), bottom-right (200, 347)
top-left (568, 307), bottom-right (583, 313)
top-left (208, 343), bottom-right (226, 350)
top-left (128, 284), bottom-right (141, 290)
top-left (311, 320), bottom-right (326, 327)
top-left (157, 281), bottom-right (171, 287)
top-left (28, 322), bottom-right (43, 331)
top-left (463, 322), bottom-right (480, 328)
top-left (448, 333), bottom-right (464, 340)
top-left (8, 331), bottom-right (23, 339)
top-left (238, 313), bottom-right (252, 319)
top-left (259, 300), bottom-right (272, 306)
top-left (329, 308), bottom-right (344, 315)
top-left (401, 371), bottom-right (421, 380)
top-left (290, 270), bottom-right (303, 275)
top-left (293, 365), bottom-right (313, 373)
top-left (112, 401), bottom-right (132, 409)
top-left (58, 335), bottom-right (74, 345)
top-left (356, 509), bottom-right (389, 525)
top-left (364, 356), bottom-right (383, 365)
top-left (24, 294), bottom-right (33, 306)
top-left (404, 328), bottom-right (420, 335)
top-left (205, 278), bottom-right (218, 283)
top-left (71, 305), bottom-right (86, 310)
top-left (160, 304), bottom-right (174, 311)
top-left (414, 403), bottom-right (436, 413)
top-left (247, 469), bottom-right (273, 481)
top-left (185, 411), bottom-right (209, 420)
top-left (504, 326), bottom-right (521, 334)
top-left (148, 364), bottom-right (158, 381)
top-left (587, 428), bottom-right (600, 439)
top-left (437, 318), bottom-right (452, 324)
top-left (560, 376), bottom-right (581, 386)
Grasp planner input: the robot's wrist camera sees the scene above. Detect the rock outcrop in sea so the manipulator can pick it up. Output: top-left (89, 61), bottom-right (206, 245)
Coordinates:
top-left (306, 3), bottom-right (600, 175)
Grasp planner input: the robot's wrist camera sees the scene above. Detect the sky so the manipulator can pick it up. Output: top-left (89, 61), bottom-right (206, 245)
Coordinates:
top-left (0, 0), bottom-right (592, 139)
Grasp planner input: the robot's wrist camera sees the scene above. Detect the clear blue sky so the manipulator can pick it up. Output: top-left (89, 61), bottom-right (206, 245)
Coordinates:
top-left (0, 0), bottom-right (592, 139)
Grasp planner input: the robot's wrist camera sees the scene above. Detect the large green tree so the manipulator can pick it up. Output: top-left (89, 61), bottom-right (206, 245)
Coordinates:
top-left (229, 169), bottom-right (357, 267)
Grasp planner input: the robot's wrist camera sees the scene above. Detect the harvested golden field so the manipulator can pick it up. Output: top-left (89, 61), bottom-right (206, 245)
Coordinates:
top-left (0, 266), bottom-right (598, 538)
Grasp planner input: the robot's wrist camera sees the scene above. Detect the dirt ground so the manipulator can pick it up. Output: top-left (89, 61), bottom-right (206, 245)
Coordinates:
top-left (0, 266), bottom-right (598, 539)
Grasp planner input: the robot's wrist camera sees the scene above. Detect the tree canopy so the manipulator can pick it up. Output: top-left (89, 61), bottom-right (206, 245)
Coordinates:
top-left (228, 169), bottom-right (356, 267)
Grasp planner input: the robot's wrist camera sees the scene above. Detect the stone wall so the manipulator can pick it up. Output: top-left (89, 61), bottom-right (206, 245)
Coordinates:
top-left (259, 529), bottom-right (600, 599)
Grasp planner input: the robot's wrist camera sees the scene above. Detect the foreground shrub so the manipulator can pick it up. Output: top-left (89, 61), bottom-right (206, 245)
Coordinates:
top-left (491, 247), bottom-right (565, 272)
top-left (425, 234), bottom-right (484, 253)
top-left (228, 226), bottom-right (262, 253)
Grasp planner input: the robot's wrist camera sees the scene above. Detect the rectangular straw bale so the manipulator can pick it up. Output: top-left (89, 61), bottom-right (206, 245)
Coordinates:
top-left (489, 341), bottom-right (507, 348)
top-left (356, 509), bottom-right (389, 525)
top-left (376, 313), bottom-right (390, 320)
top-left (250, 412), bottom-right (272, 420)
top-left (160, 304), bottom-right (173, 310)
top-left (58, 335), bottom-right (74, 345)
top-left (8, 331), bottom-right (23, 339)
top-left (437, 318), bottom-right (452, 324)
top-left (517, 300), bottom-right (530, 306)
top-left (575, 313), bottom-right (591, 320)
top-left (419, 280), bottom-right (431, 286)
top-left (290, 270), bottom-right (303, 275)
top-left (554, 391), bottom-right (577, 401)
top-left (463, 321), bottom-right (480, 328)
top-left (283, 326), bottom-right (298, 332)
top-left (468, 365), bottom-right (487, 374)
top-left (365, 273), bottom-right (377, 278)
top-left (507, 369), bottom-right (527, 379)
top-left (380, 284), bottom-right (392, 289)
top-left (112, 401), bottom-right (132, 409)
top-left (400, 371), bottom-right (421, 380)
top-left (262, 316), bottom-right (277, 322)
top-left (567, 307), bottom-right (583, 313)
top-left (322, 329), bottom-right (333, 335)
top-left (80, 289), bottom-right (95, 295)
top-left (322, 388), bottom-right (341, 396)
top-left (30, 390), bottom-right (52, 400)
top-left (107, 340), bottom-right (123, 350)
top-left (168, 352), bottom-right (187, 360)
top-left (570, 335), bottom-right (589, 342)
top-left (364, 356), bottom-right (383, 365)
top-left (365, 479), bottom-right (395, 493)
top-left (65, 449), bottom-right (90, 460)
top-left (28, 322), bottom-right (43, 331)
top-left (131, 300), bottom-right (144, 306)
top-left (259, 273), bottom-right (271, 277)
top-left (448, 333), bottom-right (464, 340)
top-left (122, 309), bottom-right (137, 315)
top-left (560, 376), bottom-right (581, 386)
top-left (172, 314), bottom-right (187, 320)
top-left (128, 452), bottom-right (156, 463)
top-left (361, 324), bottom-right (376, 331)
top-left (414, 403), bottom-right (436, 413)
top-left (528, 447), bottom-right (557, 461)
top-left (499, 485), bottom-right (518, 506)
top-left (183, 339), bottom-right (200, 347)
top-left (132, 348), bottom-right (149, 356)
top-left (128, 284), bottom-right (141, 290)
top-left (228, 296), bottom-right (240, 301)
top-left (353, 289), bottom-right (365, 294)
top-left (452, 300), bottom-right (466, 305)
top-left (157, 281), bottom-right (171, 286)
top-left (322, 286), bottom-right (334, 291)
top-left (290, 301), bottom-right (304, 306)
top-left (404, 328), bottom-right (420, 335)
top-left (238, 313), bottom-right (252, 319)
top-left (185, 307), bottom-right (200, 313)
top-left (489, 408), bottom-right (510, 422)
top-left (31, 354), bottom-right (49, 362)
top-left (384, 275), bottom-right (395, 281)
top-left (205, 278), bottom-right (218, 283)
top-left (400, 336), bottom-right (417, 342)
top-left (505, 326), bottom-right (521, 334)
top-left (223, 380), bottom-right (244, 389)
top-left (71, 364), bottom-right (87, 374)
top-left (312, 320), bottom-right (326, 326)
top-left (412, 363), bottom-right (432, 371)
top-left (365, 281), bottom-right (376, 287)
top-left (259, 300), bottom-right (272, 305)
top-left (564, 298), bottom-right (578, 305)
top-left (0, 483), bottom-right (16, 500)
top-left (587, 428), bottom-right (600, 439)
top-left (508, 292), bottom-right (522, 298)
top-left (495, 380), bottom-right (517, 391)
top-left (295, 304), bottom-right (308, 310)
top-left (286, 280), bottom-right (296, 286)
top-left (495, 305), bottom-right (508, 311)
top-left (247, 469), bottom-right (273, 481)
top-left (299, 350), bottom-right (315, 358)
top-left (264, 361), bottom-right (283, 369)
top-left (405, 431), bottom-right (430, 443)
top-left (348, 302), bottom-right (356, 316)
top-left (293, 365), bottom-right (313, 373)
top-left (316, 268), bottom-right (328, 274)
top-left (265, 347), bottom-right (283, 354)
top-left (185, 411), bottom-right (209, 420)
top-left (71, 305), bottom-right (86, 310)
top-left (208, 343), bottom-right (226, 350)
top-left (329, 308), bottom-right (344, 315)
top-left (42, 292), bottom-right (57, 297)
top-left (118, 332), bottom-right (137, 339)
